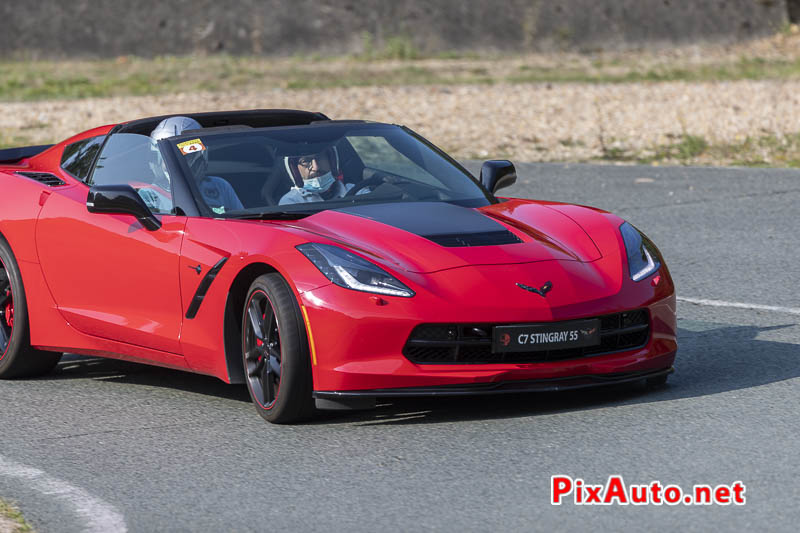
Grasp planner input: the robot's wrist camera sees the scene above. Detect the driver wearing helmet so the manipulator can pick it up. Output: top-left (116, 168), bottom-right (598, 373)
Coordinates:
top-left (279, 147), bottom-right (366, 205)
top-left (150, 116), bottom-right (244, 215)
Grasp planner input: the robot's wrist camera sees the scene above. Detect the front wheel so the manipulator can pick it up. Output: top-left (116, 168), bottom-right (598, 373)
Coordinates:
top-left (242, 273), bottom-right (314, 423)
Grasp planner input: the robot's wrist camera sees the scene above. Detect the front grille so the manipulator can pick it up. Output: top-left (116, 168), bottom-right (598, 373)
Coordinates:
top-left (423, 230), bottom-right (521, 247)
top-left (403, 309), bottom-right (650, 364)
top-left (15, 171), bottom-right (66, 187)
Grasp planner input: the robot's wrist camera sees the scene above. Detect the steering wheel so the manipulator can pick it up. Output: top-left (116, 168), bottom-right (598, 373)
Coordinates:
top-left (344, 174), bottom-right (391, 197)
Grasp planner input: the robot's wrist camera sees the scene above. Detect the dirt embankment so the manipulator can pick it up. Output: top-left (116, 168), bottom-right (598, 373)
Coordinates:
top-left (2, 79), bottom-right (798, 165)
top-left (5, 32), bottom-right (800, 166)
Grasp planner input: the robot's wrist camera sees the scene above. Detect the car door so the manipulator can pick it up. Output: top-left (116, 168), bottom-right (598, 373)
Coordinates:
top-left (36, 133), bottom-right (186, 354)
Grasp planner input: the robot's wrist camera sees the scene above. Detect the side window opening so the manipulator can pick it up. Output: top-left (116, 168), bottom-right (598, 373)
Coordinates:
top-left (89, 133), bottom-right (174, 215)
top-left (60, 136), bottom-right (106, 182)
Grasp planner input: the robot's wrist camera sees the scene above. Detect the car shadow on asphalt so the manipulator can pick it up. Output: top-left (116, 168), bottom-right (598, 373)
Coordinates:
top-left (39, 321), bottom-right (799, 426)
top-left (50, 356), bottom-right (253, 403)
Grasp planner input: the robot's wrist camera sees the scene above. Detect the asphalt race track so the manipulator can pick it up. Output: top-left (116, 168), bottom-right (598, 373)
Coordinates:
top-left (1, 163), bottom-right (798, 532)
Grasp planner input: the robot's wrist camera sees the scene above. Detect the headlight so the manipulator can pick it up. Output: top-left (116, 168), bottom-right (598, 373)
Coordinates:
top-left (619, 222), bottom-right (661, 281)
top-left (297, 243), bottom-right (415, 297)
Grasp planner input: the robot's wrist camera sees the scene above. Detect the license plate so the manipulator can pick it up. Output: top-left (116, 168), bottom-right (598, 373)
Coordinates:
top-left (493, 319), bottom-right (601, 353)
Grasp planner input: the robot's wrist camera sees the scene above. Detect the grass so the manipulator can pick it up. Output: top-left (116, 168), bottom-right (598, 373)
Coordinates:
top-left (0, 499), bottom-right (33, 532)
top-left (705, 132), bottom-right (800, 167)
top-left (594, 132), bottom-right (800, 168)
top-left (644, 134), bottom-right (709, 163)
top-left (283, 65), bottom-right (460, 89)
top-left (0, 131), bottom-right (36, 150)
top-left (0, 55), bottom-right (496, 101)
top-left (510, 57), bottom-right (800, 84)
top-left (598, 134), bottom-right (714, 165)
top-left (358, 34), bottom-right (422, 61)
top-left (5, 50), bottom-right (800, 102)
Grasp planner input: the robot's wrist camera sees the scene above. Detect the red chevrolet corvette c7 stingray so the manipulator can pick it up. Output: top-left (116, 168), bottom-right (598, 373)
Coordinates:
top-left (0, 110), bottom-right (676, 423)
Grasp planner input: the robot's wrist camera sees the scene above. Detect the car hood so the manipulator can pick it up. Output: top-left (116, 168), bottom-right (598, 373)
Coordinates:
top-left (284, 200), bottom-right (603, 274)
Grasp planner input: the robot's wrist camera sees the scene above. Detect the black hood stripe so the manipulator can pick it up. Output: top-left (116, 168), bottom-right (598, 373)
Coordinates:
top-left (335, 202), bottom-right (521, 247)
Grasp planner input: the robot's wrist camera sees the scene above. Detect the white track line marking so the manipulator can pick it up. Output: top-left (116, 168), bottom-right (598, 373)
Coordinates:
top-left (678, 297), bottom-right (800, 316)
top-left (0, 455), bottom-right (126, 533)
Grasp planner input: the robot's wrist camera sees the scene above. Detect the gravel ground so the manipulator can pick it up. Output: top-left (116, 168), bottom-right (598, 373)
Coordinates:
top-left (1, 79), bottom-right (798, 164)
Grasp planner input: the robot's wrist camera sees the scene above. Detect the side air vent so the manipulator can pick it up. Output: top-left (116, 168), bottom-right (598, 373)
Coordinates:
top-left (15, 171), bottom-right (66, 187)
top-left (424, 230), bottom-right (522, 247)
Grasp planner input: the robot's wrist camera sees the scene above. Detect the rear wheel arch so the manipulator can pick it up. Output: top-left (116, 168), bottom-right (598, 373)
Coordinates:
top-left (0, 230), bottom-right (24, 319)
top-left (0, 232), bottom-right (61, 378)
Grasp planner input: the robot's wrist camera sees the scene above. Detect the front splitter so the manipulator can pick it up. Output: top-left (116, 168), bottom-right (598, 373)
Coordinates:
top-left (313, 366), bottom-right (674, 410)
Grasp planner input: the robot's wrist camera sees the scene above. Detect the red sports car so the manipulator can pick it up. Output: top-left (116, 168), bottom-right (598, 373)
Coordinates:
top-left (0, 109), bottom-right (676, 423)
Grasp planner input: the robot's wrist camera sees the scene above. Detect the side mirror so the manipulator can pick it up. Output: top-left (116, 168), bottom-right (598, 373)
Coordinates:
top-left (87, 184), bottom-right (162, 231)
top-left (480, 160), bottom-right (517, 194)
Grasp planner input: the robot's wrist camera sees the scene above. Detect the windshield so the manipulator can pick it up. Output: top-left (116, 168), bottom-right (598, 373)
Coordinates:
top-left (165, 123), bottom-right (494, 217)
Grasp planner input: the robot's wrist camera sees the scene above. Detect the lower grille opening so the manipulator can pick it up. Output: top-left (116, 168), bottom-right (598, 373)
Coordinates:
top-left (403, 309), bottom-right (650, 365)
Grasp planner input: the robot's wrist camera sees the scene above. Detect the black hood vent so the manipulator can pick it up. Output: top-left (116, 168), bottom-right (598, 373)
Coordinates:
top-left (336, 201), bottom-right (522, 247)
top-left (424, 230), bottom-right (521, 247)
top-left (16, 171), bottom-right (66, 187)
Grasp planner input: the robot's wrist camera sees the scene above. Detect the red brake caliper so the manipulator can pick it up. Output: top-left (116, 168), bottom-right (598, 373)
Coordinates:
top-left (255, 312), bottom-right (265, 364)
top-left (4, 289), bottom-right (12, 328)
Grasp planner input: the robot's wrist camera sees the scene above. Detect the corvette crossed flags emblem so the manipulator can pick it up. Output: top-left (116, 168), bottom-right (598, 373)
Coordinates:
top-left (516, 281), bottom-right (553, 297)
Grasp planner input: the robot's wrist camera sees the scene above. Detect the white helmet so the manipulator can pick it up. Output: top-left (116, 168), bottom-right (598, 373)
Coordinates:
top-left (284, 146), bottom-right (340, 187)
top-left (150, 116), bottom-right (202, 141)
top-left (151, 116), bottom-right (207, 176)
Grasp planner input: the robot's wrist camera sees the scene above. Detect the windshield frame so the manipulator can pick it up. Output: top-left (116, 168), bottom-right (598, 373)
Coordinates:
top-left (163, 122), bottom-right (498, 219)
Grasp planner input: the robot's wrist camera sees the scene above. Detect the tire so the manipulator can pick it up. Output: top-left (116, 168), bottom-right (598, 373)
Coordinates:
top-left (241, 273), bottom-right (314, 423)
top-left (0, 237), bottom-right (62, 378)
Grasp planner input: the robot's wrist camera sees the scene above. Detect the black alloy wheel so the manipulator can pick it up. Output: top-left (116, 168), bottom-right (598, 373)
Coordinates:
top-left (244, 289), bottom-right (282, 409)
top-left (241, 273), bottom-right (314, 423)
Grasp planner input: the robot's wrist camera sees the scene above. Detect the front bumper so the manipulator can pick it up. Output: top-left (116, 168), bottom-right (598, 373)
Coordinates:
top-left (299, 264), bottom-right (677, 393)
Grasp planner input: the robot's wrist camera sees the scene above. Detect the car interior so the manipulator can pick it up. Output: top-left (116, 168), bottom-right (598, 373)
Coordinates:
top-left (118, 110), bottom-right (379, 208)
